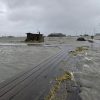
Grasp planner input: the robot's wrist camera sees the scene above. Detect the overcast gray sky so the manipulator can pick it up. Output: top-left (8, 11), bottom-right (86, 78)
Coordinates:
top-left (0, 0), bottom-right (100, 36)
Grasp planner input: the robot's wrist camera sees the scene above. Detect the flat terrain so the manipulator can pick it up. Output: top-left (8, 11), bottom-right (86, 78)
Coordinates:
top-left (0, 37), bottom-right (100, 100)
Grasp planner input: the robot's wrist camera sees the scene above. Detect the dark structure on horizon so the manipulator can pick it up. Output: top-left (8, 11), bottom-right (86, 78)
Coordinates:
top-left (48, 33), bottom-right (66, 37)
top-left (25, 32), bottom-right (44, 42)
top-left (77, 37), bottom-right (86, 41)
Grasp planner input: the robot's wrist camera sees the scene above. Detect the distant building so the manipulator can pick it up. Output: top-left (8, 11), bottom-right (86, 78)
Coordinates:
top-left (25, 32), bottom-right (44, 42)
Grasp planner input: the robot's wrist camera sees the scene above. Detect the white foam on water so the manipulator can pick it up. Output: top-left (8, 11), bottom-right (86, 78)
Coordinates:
top-left (83, 64), bottom-right (90, 68)
top-left (85, 52), bottom-right (87, 56)
top-left (84, 57), bottom-right (92, 61)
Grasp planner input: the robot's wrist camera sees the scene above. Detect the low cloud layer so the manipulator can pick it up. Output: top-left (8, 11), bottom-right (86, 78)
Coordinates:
top-left (0, 0), bottom-right (100, 36)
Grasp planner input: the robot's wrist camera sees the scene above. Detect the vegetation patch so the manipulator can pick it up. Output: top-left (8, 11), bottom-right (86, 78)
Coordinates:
top-left (45, 46), bottom-right (89, 100)
top-left (69, 46), bottom-right (89, 56)
top-left (45, 71), bottom-right (71, 100)
top-left (48, 33), bottom-right (66, 37)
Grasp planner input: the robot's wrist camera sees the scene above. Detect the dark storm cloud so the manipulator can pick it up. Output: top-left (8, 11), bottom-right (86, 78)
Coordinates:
top-left (0, 0), bottom-right (100, 36)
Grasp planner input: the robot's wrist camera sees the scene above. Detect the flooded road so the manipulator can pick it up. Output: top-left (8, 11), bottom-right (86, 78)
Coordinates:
top-left (78, 43), bottom-right (100, 100)
top-left (62, 41), bottom-right (100, 100)
top-left (0, 45), bottom-right (73, 100)
top-left (0, 44), bottom-right (59, 83)
top-left (0, 38), bottom-right (100, 100)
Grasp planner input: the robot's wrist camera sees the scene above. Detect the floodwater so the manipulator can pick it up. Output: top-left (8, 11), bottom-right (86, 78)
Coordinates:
top-left (63, 40), bottom-right (100, 100)
top-left (0, 43), bottom-right (59, 83)
top-left (0, 37), bottom-right (100, 100)
top-left (78, 41), bottom-right (100, 100)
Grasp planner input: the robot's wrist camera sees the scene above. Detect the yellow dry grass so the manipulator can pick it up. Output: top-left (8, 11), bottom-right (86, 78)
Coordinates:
top-left (45, 46), bottom-right (89, 100)
top-left (69, 46), bottom-right (89, 56)
top-left (45, 72), bottom-right (71, 100)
